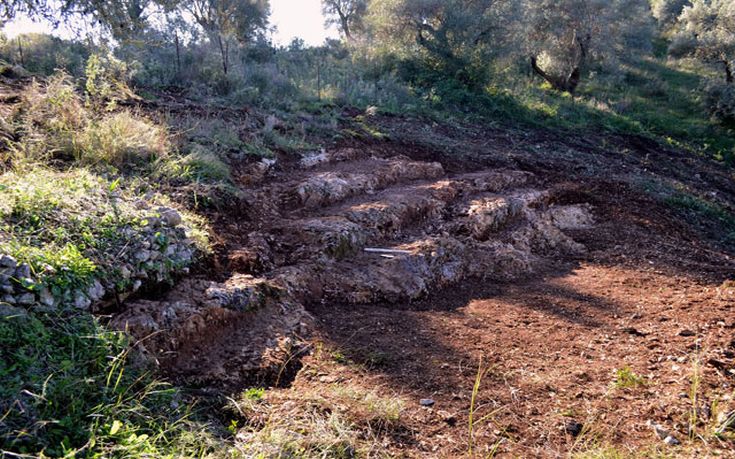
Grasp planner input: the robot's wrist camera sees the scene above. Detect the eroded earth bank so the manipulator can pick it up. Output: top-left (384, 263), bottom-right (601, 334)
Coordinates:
top-left (112, 118), bottom-right (735, 457)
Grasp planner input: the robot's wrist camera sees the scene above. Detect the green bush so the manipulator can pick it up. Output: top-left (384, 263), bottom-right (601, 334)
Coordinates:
top-left (704, 80), bottom-right (735, 125)
top-left (84, 52), bottom-right (137, 109)
top-left (0, 33), bottom-right (90, 76)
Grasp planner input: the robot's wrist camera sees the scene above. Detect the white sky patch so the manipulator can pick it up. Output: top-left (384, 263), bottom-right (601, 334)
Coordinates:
top-left (270, 0), bottom-right (339, 46)
top-left (2, 0), bottom-right (339, 46)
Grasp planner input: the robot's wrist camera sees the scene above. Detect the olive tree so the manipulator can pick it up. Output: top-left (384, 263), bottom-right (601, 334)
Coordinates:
top-left (522, 0), bottom-right (654, 93)
top-left (365, 0), bottom-right (516, 88)
top-left (321, 0), bottom-right (366, 40)
top-left (77, 0), bottom-right (155, 41)
top-left (0, 0), bottom-right (51, 22)
top-left (1, 0), bottom-right (173, 41)
top-left (669, 0), bottom-right (735, 83)
top-left (185, 0), bottom-right (270, 74)
top-left (650, 0), bottom-right (691, 31)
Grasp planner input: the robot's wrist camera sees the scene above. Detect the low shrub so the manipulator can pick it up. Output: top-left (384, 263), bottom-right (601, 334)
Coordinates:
top-left (17, 72), bottom-right (86, 161)
top-left (0, 307), bottom-right (226, 457)
top-left (79, 111), bottom-right (168, 167)
top-left (703, 80), bottom-right (735, 125)
top-left (156, 147), bottom-right (232, 184)
top-left (13, 71), bottom-right (169, 169)
top-left (84, 52), bottom-right (137, 109)
top-left (234, 382), bottom-right (405, 457)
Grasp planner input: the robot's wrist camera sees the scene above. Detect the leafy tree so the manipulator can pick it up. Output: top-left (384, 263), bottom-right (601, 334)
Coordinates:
top-left (669, 0), bottom-right (735, 83)
top-left (75, 0), bottom-right (156, 41)
top-left (365, 0), bottom-right (515, 89)
top-left (0, 0), bottom-right (51, 22)
top-left (1, 0), bottom-right (173, 41)
top-left (321, 0), bottom-right (366, 39)
top-left (185, 0), bottom-right (270, 74)
top-left (0, 32), bottom-right (89, 74)
top-left (522, 0), bottom-right (654, 93)
top-left (650, 0), bottom-right (691, 31)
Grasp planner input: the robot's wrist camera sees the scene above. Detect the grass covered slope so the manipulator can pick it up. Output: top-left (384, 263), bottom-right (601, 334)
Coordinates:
top-left (0, 168), bottom-right (222, 457)
top-left (468, 58), bottom-right (735, 165)
top-left (0, 69), bottom-right (231, 457)
top-left (0, 168), bottom-right (202, 310)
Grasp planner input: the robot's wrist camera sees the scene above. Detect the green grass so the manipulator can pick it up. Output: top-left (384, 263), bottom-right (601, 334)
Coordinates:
top-left (633, 176), bottom-right (735, 246)
top-left (664, 192), bottom-right (735, 242)
top-left (156, 148), bottom-right (232, 184)
top-left (0, 168), bottom-right (202, 301)
top-left (0, 166), bottom-right (221, 457)
top-left (242, 387), bottom-right (266, 402)
top-left (406, 56), bottom-right (734, 166)
top-left (0, 308), bottom-right (227, 457)
top-left (481, 57), bottom-right (735, 165)
top-left (263, 130), bottom-right (317, 154)
top-left (79, 111), bottom-right (168, 167)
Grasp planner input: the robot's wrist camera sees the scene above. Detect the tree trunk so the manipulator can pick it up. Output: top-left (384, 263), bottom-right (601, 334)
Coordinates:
top-left (17, 37), bottom-right (24, 67)
top-left (335, 3), bottom-right (352, 39)
top-left (217, 35), bottom-right (229, 75)
top-left (340, 14), bottom-right (351, 39)
top-left (723, 60), bottom-right (733, 84)
top-left (174, 31), bottom-right (181, 75)
top-left (531, 56), bottom-right (582, 94)
top-left (530, 33), bottom-right (589, 94)
top-left (316, 54), bottom-right (322, 101)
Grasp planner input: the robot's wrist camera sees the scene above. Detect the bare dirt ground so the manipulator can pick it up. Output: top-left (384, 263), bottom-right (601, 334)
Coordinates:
top-left (32, 97), bottom-right (726, 457)
top-left (307, 222), bottom-right (735, 457)
top-left (269, 124), bottom-right (735, 457)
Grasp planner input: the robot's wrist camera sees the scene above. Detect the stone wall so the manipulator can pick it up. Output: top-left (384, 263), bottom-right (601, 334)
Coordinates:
top-left (0, 206), bottom-right (196, 312)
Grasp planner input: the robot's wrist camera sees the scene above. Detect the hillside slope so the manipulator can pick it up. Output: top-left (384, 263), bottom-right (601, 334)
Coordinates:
top-left (124, 101), bottom-right (735, 456)
top-left (1, 71), bottom-right (734, 457)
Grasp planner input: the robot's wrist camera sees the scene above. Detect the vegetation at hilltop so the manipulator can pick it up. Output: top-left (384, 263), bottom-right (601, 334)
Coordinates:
top-left (0, 0), bottom-right (733, 457)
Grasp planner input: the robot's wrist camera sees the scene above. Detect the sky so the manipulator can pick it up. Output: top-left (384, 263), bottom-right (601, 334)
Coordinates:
top-left (2, 0), bottom-right (340, 46)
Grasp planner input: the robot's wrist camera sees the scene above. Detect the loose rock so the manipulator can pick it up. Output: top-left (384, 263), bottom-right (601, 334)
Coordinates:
top-left (0, 254), bottom-right (17, 268)
top-left (17, 293), bottom-right (35, 305)
top-left (15, 263), bottom-right (31, 279)
top-left (564, 420), bottom-right (584, 437)
top-left (663, 435), bottom-right (680, 446)
top-left (158, 207), bottom-right (183, 226)
top-left (39, 288), bottom-right (55, 307)
top-left (74, 291), bottom-right (92, 310)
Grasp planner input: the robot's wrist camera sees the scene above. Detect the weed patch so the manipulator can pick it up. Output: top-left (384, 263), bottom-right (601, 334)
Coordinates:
top-left (612, 366), bottom-right (647, 390)
top-left (0, 308), bottom-right (228, 457)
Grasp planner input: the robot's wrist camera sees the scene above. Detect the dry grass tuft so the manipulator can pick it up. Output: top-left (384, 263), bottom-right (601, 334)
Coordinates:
top-left (79, 111), bottom-right (168, 167)
top-left (230, 381), bottom-right (406, 458)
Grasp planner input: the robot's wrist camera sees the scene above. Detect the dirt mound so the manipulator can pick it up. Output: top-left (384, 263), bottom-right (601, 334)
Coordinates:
top-left (115, 151), bottom-right (594, 387)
